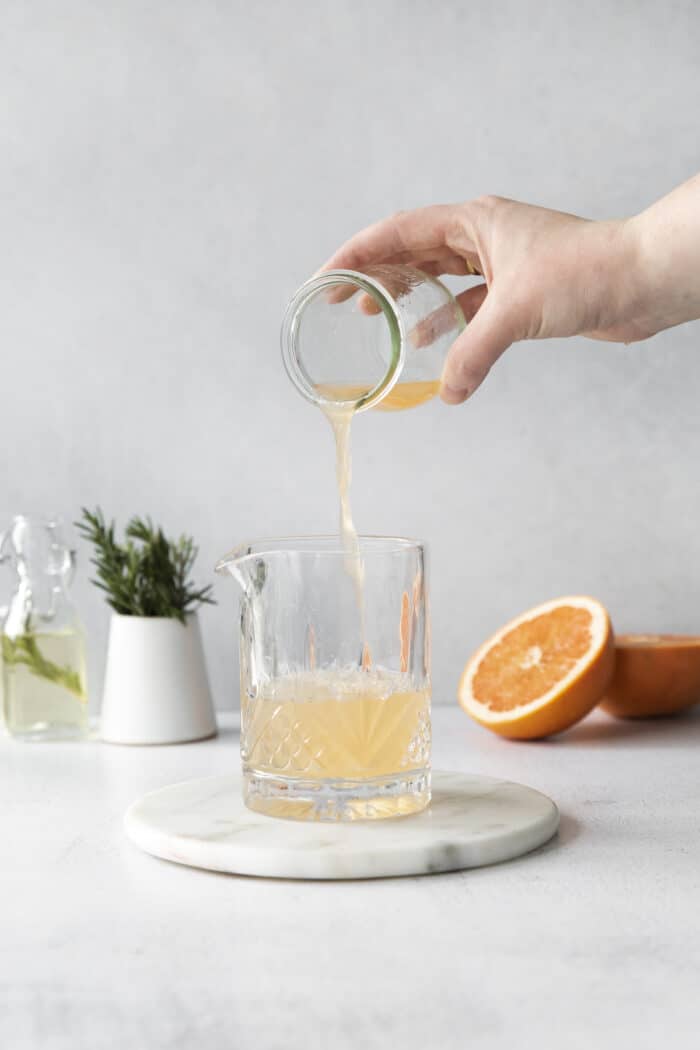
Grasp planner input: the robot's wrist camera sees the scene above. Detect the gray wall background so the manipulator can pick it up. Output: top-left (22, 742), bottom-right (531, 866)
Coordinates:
top-left (2, 0), bottom-right (699, 713)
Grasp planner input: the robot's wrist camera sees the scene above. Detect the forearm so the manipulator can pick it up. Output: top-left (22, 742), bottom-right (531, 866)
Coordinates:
top-left (629, 174), bottom-right (700, 336)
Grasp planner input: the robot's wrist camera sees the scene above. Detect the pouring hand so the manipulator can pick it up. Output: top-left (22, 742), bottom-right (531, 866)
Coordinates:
top-left (321, 177), bottom-right (700, 404)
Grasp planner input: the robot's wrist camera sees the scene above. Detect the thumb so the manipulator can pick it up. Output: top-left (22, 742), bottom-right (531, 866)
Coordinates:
top-left (440, 290), bottom-right (517, 405)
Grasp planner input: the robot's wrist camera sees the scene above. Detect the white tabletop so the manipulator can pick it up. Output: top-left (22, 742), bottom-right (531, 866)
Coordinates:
top-left (3, 706), bottom-right (699, 1050)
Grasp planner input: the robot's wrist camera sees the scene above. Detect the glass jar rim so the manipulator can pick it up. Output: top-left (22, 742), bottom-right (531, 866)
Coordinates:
top-left (280, 269), bottom-right (405, 413)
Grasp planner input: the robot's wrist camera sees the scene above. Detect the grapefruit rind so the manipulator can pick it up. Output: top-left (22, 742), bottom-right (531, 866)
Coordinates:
top-left (600, 633), bottom-right (700, 720)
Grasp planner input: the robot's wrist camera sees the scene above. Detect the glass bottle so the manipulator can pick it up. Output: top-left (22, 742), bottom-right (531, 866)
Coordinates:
top-left (1, 516), bottom-right (88, 741)
top-left (281, 264), bottom-right (466, 412)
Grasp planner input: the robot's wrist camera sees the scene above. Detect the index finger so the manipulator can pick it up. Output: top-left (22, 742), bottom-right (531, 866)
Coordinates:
top-left (319, 204), bottom-right (459, 272)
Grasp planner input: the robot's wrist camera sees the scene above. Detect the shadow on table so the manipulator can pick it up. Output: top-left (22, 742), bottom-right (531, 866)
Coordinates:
top-left (215, 724), bottom-right (241, 743)
top-left (543, 810), bottom-right (579, 849)
top-left (563, 705), bottom-right (700, 747)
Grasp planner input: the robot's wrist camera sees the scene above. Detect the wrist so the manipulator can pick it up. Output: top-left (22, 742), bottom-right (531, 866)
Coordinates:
top-left (579, 217), bottom-right (650, 343)
top-left (626, 183), bottom-right (700, 337)
top-left (608, 215), bottom-right (654, 340)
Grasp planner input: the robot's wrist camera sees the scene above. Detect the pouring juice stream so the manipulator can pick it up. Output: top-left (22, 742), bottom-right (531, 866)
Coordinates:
top-left (238, 381), bottom-right (433, 815)
top-left (321, 382), bottom-right (441, 667)
top-left (281, 266), bottom-right (465, 661)
top-left (231, 264), bottom-right (461, 816)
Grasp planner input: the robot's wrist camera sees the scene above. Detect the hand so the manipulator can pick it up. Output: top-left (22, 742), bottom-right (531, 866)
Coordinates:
top-left (321, 196), bottom-right (661, 404)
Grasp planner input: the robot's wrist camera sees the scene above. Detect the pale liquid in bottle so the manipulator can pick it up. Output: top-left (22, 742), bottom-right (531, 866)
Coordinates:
top-left (2, 629), bottom-right (88, 740)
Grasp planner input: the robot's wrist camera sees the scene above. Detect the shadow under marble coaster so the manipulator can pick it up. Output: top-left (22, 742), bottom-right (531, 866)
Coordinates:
top-left (124, 772), bottom-right (559, 880)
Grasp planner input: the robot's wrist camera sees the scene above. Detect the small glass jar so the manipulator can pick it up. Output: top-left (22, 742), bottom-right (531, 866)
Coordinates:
top-left (1, 515), bottom-right (88, 741)
top-left (281, 265), bottom-right (465, 412)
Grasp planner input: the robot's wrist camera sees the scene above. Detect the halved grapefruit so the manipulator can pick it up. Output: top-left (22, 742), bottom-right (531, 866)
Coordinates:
top-left (600, 634), bottom-right (700, 719)
top-left (458, 596), bottom-right (615, 739)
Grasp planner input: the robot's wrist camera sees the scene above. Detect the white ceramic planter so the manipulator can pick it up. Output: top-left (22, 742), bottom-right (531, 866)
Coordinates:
top-left (100, 613), bottom-right (217, 745)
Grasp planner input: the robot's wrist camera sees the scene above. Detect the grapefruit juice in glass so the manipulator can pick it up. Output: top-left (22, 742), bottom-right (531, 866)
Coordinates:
top-left (216, 537), bottom-right (431, 822)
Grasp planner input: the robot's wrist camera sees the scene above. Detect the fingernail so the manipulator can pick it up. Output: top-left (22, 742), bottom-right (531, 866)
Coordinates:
top-left (440, 384), bottom-right (468, 405)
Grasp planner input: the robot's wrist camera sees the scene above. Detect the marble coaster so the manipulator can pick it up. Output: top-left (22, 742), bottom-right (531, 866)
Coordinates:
top-left (124, 772), bottom-right (559, 880)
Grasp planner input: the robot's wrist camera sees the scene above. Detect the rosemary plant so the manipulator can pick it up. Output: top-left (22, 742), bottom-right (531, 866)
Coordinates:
top-left (76, 508), bottom-right (215, 623)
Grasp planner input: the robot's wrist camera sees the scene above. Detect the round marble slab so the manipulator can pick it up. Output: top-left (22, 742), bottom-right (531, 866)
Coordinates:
top-left (124, 772), bottom-right (559, 880)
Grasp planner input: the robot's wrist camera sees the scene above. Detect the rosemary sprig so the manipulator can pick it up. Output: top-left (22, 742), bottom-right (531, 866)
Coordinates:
top-left (1, 632), bottom-right (86, 701)
top-left (75, 508), bottom-right (215, 623)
